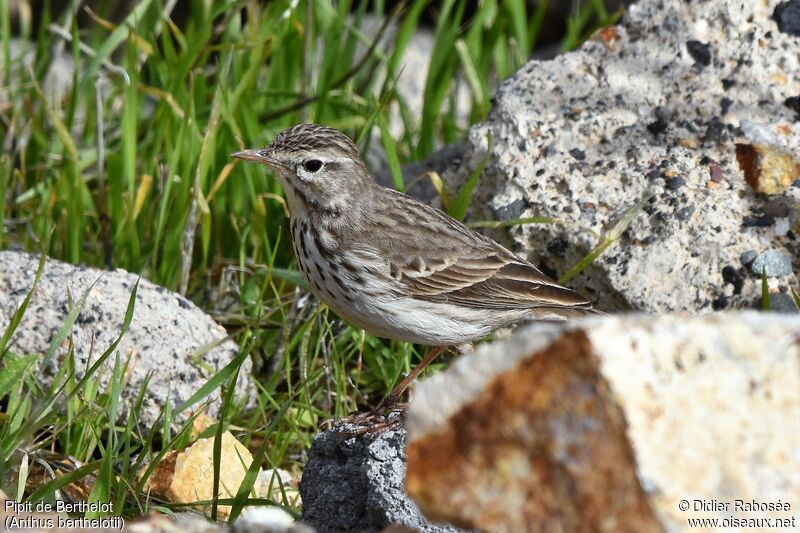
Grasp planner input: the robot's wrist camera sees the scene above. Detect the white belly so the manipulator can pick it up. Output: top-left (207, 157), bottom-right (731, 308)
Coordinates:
top-left (333, 290), bottom-right (495, 345)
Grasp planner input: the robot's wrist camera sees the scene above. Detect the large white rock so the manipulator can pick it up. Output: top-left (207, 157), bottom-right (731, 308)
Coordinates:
top-left (0, 251), bottom-right (254, 432)
top-left (440, 0), bottom-right (800, 313)
top-left (406, 312), bottom-right (800, 532)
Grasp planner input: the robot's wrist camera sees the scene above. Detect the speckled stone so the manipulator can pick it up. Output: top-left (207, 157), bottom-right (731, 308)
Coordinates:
top-left (769, 292), bottom-right (800, 313)
top-left (751, 249), bottom-right (794, 277)
top-left (436, 0), bottom-right (800, 312)
top-left (740, 250), bottom-right (758, 267)
top-left (0, 251), bottom-right (254, 433)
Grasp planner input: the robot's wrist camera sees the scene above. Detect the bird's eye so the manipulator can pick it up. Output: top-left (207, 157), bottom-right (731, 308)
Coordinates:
top-left (302, 159), bottom-right (323, 173)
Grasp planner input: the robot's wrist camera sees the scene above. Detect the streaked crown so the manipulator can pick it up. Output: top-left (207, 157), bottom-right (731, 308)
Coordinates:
top-left (268, 124), bottom-right (362, 161)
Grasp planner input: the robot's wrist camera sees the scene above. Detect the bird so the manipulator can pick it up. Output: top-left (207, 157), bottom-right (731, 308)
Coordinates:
top-left (232, 124), bottom-right (596, 425)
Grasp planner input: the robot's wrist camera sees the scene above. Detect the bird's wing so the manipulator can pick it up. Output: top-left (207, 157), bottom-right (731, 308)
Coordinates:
top-left (353, 188), bottom-right (592, 311)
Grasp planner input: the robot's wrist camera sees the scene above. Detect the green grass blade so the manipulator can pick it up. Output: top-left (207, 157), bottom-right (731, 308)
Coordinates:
top-left (0, 253), bottom-right (47, 363)
top-left (0, 354), bottom-right (38, 399)
top-left (418, 0), bottom-right (461, 156)
top-left (559, 194), bottom-right (647, 285)
top-left (0, 154), bottom-right (8, 248)
top-left (261, 267), bottom-right (306, 289)
top-left (528, 0), bottom-right (549, 50)
top-left (87, 351), bottom-right (124, 517)
top-left (377, 113), bottom-right (404, 192)
top-left (0, 0), bottom-right (10, 85)
top-left (81, 0), bottom-right (155, 85)
top-left (173, 346), bottom-right (250, 417)
top-left (30, 71), bottom-right (78, 162)
top-left (38, 277), bottom-right (99, 371)
top-left (455, 39), bottom-right (488, 116)
top-left (228, 391), bottom-right (295, 521)
top-left (26, 279), bottom-right (138, 437)
top-left (211, 363), bottom-right (241, 522)
top-left (468, 216), bottom-right (561, 229)
top-left (449, 134), bottom-right (491, 221)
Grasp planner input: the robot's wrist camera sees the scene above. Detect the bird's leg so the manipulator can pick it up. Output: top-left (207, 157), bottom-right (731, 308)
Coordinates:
top-left (375, 345), bottom-right (445, 413)
top-left (322, 346), bottom-right (447, 432)
top-left (350, 345), bottom-right (446, 422)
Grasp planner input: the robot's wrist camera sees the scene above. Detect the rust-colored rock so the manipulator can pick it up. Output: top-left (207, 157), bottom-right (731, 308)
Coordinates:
top-left (145, 450), bottom-right (178, 497)
top-left (594, 26), bottom-right (620, 44)
top-left (735, 142), bottom-right (800, 195)
top-left (406, 330), bottom-right (660, 533)
top-left (142, 432), bottom-right (300, 519)
top-left (406, 314), bottom-right (800, 533)
top-left (143, 432), bottom-right (253, 518)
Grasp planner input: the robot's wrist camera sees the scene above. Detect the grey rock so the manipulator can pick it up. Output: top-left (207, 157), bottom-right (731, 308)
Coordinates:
top-left (675, 205), bottom-right (695, 221)
top-left (434, 0), bottom-right (800, 312)
top-left (739, 119), bottom-right (781, 146)
top-left (686, 40), bottom-right (712, 67)
top-left (751, 250), bottom-right (793, 277)
top-left (493, 198), bottom-right (529, 222)
top-left (762, 198), bottom-right (791, 218)
top-left (774, 0), bottom-right (800, 36)
top-left (299, 425), bottom-right (468, 533)
top-left (769, 292), bottom-right (800, 313)
top-left (374, 142), bottom-right (468, 205)
top-left (740, 250), bottom-right (758, 267)
top-left (0, 251), bottom-right (254, 433)
top-left (664, 177), bottom-right (686, 190)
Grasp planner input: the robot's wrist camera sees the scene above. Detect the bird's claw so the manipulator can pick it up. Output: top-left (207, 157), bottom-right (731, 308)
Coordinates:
top-left (320, 402), bottom-right (408, 436)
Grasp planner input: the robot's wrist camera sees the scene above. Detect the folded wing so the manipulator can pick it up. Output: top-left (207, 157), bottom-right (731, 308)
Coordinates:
top-left (357, 189), bottom-right (592, 313)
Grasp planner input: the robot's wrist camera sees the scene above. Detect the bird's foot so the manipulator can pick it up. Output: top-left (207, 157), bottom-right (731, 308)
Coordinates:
top-left (320, 401), bottom-right (407, 436)
top-left (320, 346), bottom-right (446, 435)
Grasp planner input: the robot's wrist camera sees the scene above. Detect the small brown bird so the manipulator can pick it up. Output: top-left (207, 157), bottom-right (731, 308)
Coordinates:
top-left (233, 124), bottom-right (595, 419)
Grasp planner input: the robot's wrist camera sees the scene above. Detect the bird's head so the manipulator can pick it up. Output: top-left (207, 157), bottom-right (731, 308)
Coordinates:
top-left (232, 124), bottom-right (372, 216)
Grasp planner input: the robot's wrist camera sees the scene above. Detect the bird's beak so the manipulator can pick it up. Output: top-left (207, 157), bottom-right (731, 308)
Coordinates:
top-left (231, 149), bottom-right (286, 170)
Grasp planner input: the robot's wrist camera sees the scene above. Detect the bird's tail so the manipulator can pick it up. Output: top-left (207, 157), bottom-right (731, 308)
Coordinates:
top-left (530, 306), bottom-right (607, 320)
